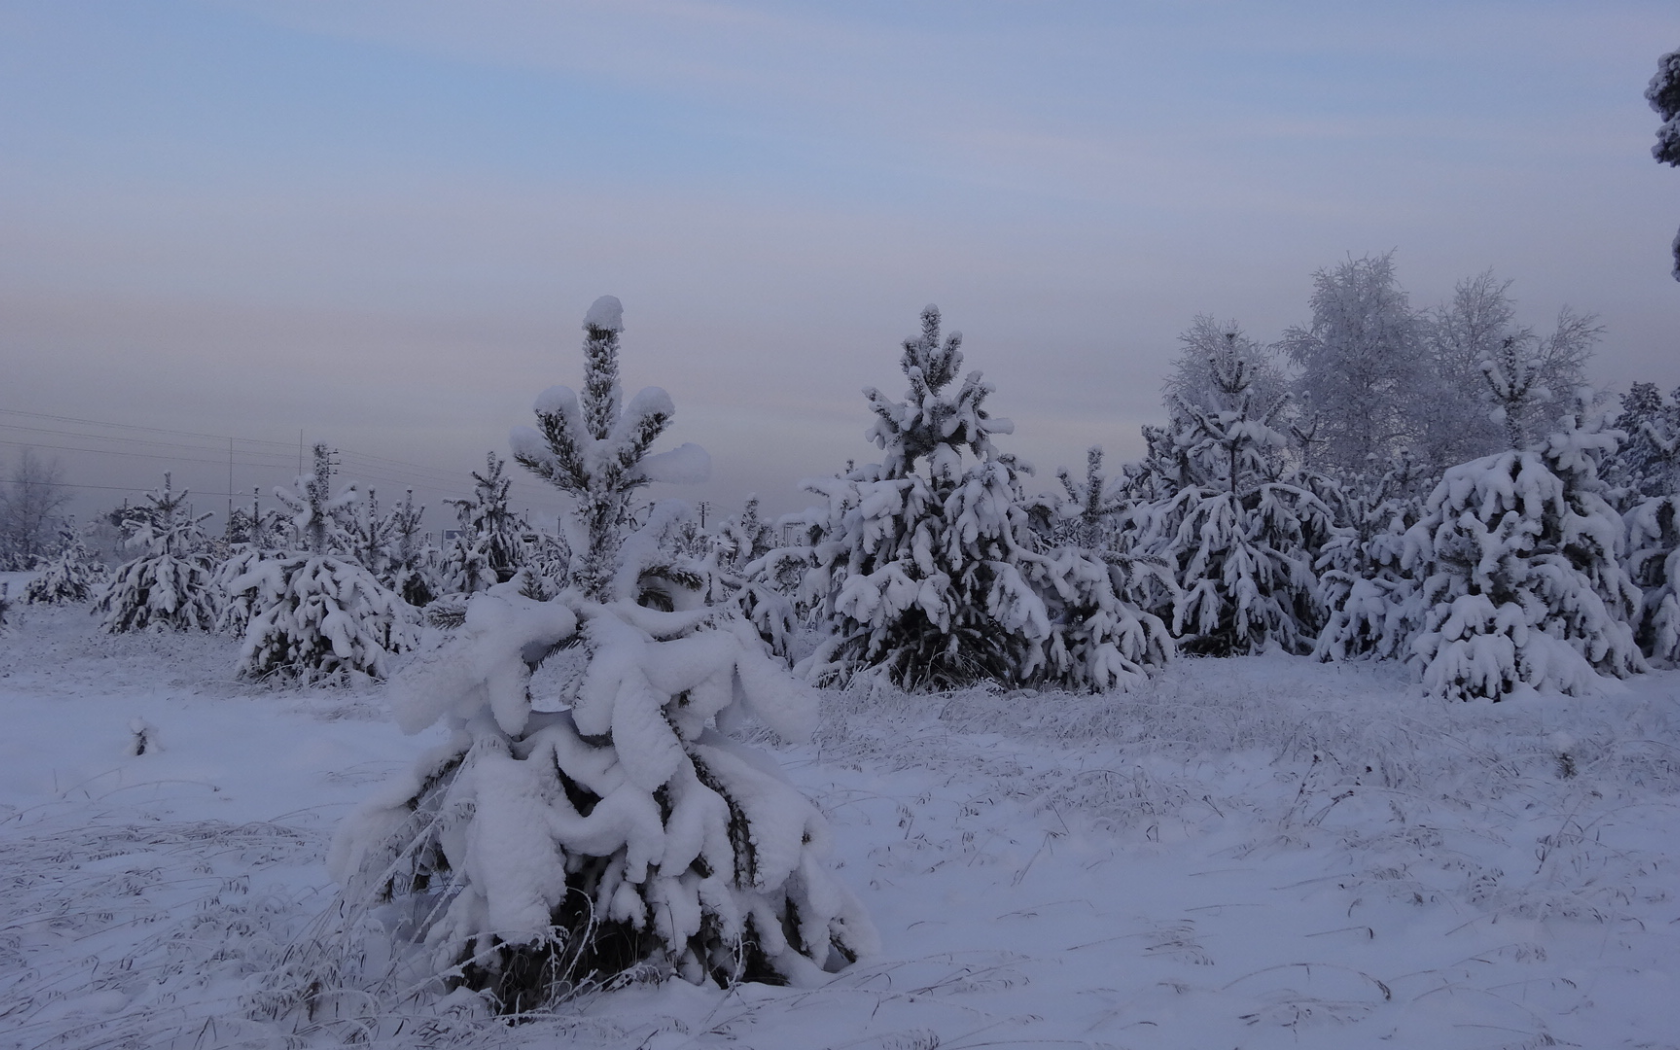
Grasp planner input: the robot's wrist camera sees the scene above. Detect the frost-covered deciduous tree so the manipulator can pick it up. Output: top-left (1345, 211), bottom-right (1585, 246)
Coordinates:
top-left (1417, 272), bottom-right (1599, 476)
top-left (1134, 335), bottom-right (1336, 655)
top-left (1648, 48), bottom-right (1680, 279)
top-left (25, 520), bottom-right (105, 605)
top-left (1281, 252), bottom-right (1427, 474)
top-left (1403, 403), bottom-right (1644, 701)
top-left (223, 446), bottom-right (418, 683)
top-left (0, 447), bottom-right (72, 571)
top-left (94, 474), bottom-right (219, 633)
top-left (327, 296), bottom-right (873, 1013)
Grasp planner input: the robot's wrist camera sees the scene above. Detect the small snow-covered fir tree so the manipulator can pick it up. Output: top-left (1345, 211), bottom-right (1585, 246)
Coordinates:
top-left (385, 489), bottom-right (440, 607)
top-left (1612, 382), bottom-right (1680, 501)
top-left (1403, 378), bottom-right (1645, 700)
top-left (327, 296), bottom-right (873, 1013)
top-left (795, 306), bottom-right (1054, 689)
top-left (792, 309), bottom-right (1171, 691)
top-left (223, 446), bottom-right (418, 683)
top-left (94, 474), bottom-right (219, 633)
top-left (440, 453), bottom-right (529, 593)
top-left (1625, 494), bottom-right (1680, 665)
top-left (692, 497), bottom-right (798, 659)
top-left (25, 520), bottom-right (105, 604)
top-left (342, 487), bottom-right (398, 579)
top-left (1132, 334), bottom-right (1337, 655)
top-left (1312, 453), bottom-right (1428, 663)
top-left (1033, 447), bottom-right (1176, 691)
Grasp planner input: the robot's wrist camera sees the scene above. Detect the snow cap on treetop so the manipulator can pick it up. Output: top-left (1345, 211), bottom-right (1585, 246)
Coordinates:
top-left (584, 295), bottom-right (624, 333)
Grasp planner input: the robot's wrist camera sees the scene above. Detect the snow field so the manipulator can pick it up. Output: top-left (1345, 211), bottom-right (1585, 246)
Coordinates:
top-left (3, 603), bottom-right (1680, 1048)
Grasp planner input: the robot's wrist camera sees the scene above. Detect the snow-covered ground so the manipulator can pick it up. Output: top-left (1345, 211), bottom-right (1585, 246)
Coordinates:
top-left (4, 597), bottom-right (1680, 1049)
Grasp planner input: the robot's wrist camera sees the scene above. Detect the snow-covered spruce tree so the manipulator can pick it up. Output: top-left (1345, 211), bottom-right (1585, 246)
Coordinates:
top-left (1626, 493), bottom-right (1680, 664)
top-left (1612, 382), bottom-right (1680, 501)
top-left (1133, 333), bottom-right (1337, 655)
top-left (385, 488), bottom-right (440, 607)
top-left (694, 497), bottom-right (799, 659)
top-left (1402, 363), bottom-right (1645, 700)
top-left (328, 296), bottom-right (874, 1013)
top-left (795, 306), bottom-right (1049, 688)
top-left (24, 520), bottom-right (105, 604)
top-left (222, 445), bottom-right (418, 683)
top-left (792, 307), bottom-right (1169, 691)
top-left (1312, 453), bottom-right (1429, 662)
top-left (1032, 446), bottom-right (1175, 691)
top-left (94, 474), bottom-right (219, 633)
top-left (343, 487), bottom-right (397, 580)
top-left (440, 453), bottom-right (529, 594)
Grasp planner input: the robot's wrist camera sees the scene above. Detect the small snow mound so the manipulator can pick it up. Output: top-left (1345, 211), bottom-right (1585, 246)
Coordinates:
top-left (585, 295), bottom-right (624, 333)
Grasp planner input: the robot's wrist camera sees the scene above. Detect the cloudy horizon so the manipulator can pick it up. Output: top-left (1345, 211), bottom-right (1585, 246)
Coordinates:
top-left (4, 1), bottom-right (1678, 527)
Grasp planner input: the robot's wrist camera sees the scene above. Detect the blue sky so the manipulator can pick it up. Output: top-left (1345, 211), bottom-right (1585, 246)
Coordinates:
top-left (3, 1), bottom-right (1677, 521)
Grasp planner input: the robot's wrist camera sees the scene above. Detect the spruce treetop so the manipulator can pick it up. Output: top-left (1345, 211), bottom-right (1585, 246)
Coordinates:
top-left (864, 305), bottom-right (1013, 482)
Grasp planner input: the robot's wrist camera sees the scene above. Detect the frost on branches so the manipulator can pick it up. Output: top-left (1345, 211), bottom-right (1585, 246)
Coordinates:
top-left (94, 474), bottom-right (220, 633)
top-left (223, 446), bottom-right (418, 683)
top-left (1403, 407), bottom-right (1644, 700)
top-left (327, 297), bottom-right (873, 1015)
top-left (25, 521), bottom-right (105, 605)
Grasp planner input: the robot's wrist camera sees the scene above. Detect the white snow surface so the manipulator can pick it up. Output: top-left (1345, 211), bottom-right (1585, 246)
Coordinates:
top-left (584, 294), bottom-right (624, 333)
top-left (5, 602), bottom-right (1680, 1048)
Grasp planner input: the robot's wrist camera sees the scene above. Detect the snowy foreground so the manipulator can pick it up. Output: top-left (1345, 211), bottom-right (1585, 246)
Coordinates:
top-left (4, 599), bottom-right (1680, 1049)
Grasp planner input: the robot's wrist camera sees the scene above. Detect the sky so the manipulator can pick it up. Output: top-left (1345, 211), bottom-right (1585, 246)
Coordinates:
top-left (2, 0), bottom-right (1678, 527)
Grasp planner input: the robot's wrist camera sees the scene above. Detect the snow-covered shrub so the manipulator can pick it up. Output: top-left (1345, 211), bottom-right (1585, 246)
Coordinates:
top-left (94, 474), bottom-right (219, 633)
top-left (1625, 494), bottom-right (1680, 664)
top-left (330, 296), bottom-right (874, 1013)
top-left (1403, 407), bottom-right (1645, 700)
top-left (24, 521), bottom-right (105, 604)
top-left (224, 446), bottom-right (417, 683)
top-left (1132, 337), bottom-right (1337, 655)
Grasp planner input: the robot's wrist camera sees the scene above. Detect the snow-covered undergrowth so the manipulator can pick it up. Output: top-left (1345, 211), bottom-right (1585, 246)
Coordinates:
top-left (4, 603), bottom-right (1680, 1048)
